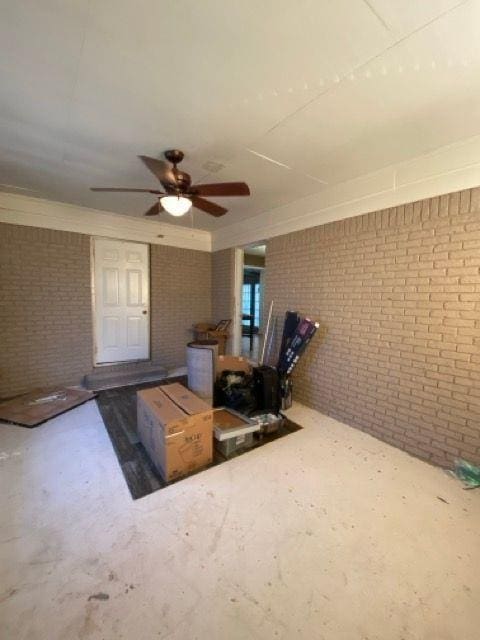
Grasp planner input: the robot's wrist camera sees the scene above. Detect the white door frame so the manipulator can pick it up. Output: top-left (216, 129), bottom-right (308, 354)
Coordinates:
top-left (232, 243), bottom-right (267, 357)
top-left (91, 237), bottom-right (150, 366)
top-left (231, 248), bottom-right (244, 356)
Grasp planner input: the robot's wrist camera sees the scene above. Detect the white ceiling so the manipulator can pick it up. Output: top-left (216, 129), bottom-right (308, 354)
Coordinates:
top-left (1, 0), bottom-right (479, 232)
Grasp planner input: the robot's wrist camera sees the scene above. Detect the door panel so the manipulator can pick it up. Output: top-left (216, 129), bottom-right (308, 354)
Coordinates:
top-left (103, 316), bottom-right (119, 348)
top-left (127, 316), bottom-right (142, 346)
top-left (103, 248), bottom-right (119, 261)
top-left (94, 238), bottom-right (149, 364)
top-left (126, 270), bottom-right (142, 306)
top-left (103, 268), bottom-right (119, 305)
top-left (126, 249), bottom-right (142, 263)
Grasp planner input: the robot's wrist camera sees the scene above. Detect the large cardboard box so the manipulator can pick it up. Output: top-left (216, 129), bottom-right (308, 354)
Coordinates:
top-left (216, 355), bottom-right (252, 378)
top-left (137, 383), bottom-right (213, 482)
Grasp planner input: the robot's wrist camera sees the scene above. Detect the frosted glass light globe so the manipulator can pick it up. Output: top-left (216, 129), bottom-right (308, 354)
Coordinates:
top-left (160, 195), bottom-right (192, 216)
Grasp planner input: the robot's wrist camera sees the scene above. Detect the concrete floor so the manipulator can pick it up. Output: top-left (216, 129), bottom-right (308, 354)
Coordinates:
top-left (0, 401), bottom-right (479, 640)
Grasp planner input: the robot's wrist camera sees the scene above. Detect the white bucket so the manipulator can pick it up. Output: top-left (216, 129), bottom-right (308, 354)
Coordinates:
top-left (186, 340), bottom-right (219, 403)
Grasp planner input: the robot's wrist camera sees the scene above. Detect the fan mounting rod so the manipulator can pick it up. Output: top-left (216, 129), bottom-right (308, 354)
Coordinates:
top-left (164, 149), bottom-right (184, 166)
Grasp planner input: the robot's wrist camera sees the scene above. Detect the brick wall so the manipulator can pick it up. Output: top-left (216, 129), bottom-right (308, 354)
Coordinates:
top-left (266, 188), bottom-right (480, 467)
top-left (211, 248), bottom-right (235, 352)
top-left (0, 224), bottom-right (93, 397)
top-left (212, 248), bottom-right (234, 324)
top-left (150, 244), bottom-right (211, 368)
top-left (0, 223), bottom-right (212, 398)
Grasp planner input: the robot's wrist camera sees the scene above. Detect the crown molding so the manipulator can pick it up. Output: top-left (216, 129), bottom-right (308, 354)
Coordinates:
top-left (0, 192), bottom-right (211, 252)
top-left (211, 134), bottom-right (480, 251)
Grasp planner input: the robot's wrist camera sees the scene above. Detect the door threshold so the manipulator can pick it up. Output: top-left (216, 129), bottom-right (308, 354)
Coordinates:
top-left (94, 358), bottom-right (151, 368)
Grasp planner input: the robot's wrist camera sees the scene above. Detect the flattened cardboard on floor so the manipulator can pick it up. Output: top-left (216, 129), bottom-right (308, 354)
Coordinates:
top-left (137, 384), bottom-right (213, 482)
top-left (0, 387), bottom-right (96, 427)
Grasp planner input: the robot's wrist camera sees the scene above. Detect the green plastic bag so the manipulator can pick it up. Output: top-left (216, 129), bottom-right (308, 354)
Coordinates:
top-left (454, 459), bottom-right (480, 489)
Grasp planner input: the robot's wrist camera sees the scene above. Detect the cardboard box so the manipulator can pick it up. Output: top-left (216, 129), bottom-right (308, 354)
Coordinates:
top-left (216, 355), bottom-right (252, 379)
top-left (137, 383), bottom-right (213, 482)
top-left (162, 382), bottom-right (211, 415)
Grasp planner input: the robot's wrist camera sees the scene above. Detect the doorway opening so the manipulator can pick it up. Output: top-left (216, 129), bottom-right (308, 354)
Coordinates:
top-left (241, 244), bottom-right (265, 361)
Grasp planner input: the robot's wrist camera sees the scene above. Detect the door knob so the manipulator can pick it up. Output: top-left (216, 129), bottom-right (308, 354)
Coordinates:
top-left (142, 310), bottom-right (148, 315)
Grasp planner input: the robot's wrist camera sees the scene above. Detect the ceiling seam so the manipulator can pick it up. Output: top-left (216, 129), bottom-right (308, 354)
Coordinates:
top-left (62, 0), bottom-right (93, 164)
top-left (246, 0), bottom-right (471, 142)
top-left (362, 0), bottom-right (391, 32)
top-left (180, 0), bottom-right (472, 216)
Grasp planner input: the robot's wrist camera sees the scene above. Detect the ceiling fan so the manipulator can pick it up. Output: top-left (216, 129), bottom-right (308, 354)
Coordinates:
top-left (90, 150), bottom-right (250, 218)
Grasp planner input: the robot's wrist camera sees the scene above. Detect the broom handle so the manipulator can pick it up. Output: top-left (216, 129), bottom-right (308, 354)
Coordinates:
top-left (260, 300), bottom-right (274, 365)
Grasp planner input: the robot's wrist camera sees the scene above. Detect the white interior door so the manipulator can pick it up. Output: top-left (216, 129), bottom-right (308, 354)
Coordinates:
top-left (93, 238), bottom-right (150, 364)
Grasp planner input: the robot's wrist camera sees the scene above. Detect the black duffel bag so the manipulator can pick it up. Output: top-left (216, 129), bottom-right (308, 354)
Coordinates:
top-left (214, 370), bottom-right (257, 414)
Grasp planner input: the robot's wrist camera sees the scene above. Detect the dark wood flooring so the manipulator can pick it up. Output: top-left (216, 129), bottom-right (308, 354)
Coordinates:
top-left (96, 377), bottom-right (302, 500)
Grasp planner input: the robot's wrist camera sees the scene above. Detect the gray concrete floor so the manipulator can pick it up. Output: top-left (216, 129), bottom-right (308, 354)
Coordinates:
top-left (0, 401), bottom-right (479, 639)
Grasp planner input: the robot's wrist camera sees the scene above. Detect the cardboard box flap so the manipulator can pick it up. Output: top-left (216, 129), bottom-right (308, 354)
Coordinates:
top-left (213, 408), bottom-right (251, 429)
top-left (137, 387), bottom-right (185, 427)
top-left (162, 383), bottom-right (212, 415)
top-left (217, 355), bottom-right (252, 377)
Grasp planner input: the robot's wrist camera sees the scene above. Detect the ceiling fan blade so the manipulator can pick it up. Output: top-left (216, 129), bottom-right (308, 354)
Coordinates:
top-left (192, 182), bottom-right (250, 197)
top-left (138, 155), bottom-right (177, 188)
top-left (192, 196), bottom-right (227, 217)
top-left (91, 187), bottom-right (163, 193)
top-left (144, 202), bottom-right (160, 216)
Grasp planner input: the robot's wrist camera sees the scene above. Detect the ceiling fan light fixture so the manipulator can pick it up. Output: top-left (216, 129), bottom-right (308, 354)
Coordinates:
top-left (91, 150), bottom-right (250, 219)
top-left (160, 195), bottom-right (192, 217)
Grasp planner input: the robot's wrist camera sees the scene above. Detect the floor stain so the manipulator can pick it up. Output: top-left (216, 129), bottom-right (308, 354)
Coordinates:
top-left (208, 504), bottom-right (230, 555)
top-left (0, 587), bottom-right (18, 604)
top-left (78, 602), bottom-right (101, 639)
top-left (87, 592), bottom-right (110, 602)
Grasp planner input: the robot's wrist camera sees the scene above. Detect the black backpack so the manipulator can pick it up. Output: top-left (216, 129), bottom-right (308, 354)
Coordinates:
top-left (214, 370), bottom-right (256, 414)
